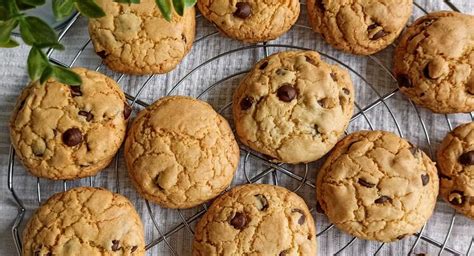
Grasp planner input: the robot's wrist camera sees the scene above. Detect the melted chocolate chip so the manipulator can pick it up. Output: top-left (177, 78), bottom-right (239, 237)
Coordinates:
top-left (255, 194), bottom-right (268, 211)
top-left (131, 246), bottom-right (138, 253)
top-left (79, 111), bottom-right (94, 122)
top-left (371, 30), bottom-right (387, 40)
top-left (396, 74), bottom-right (412, 88)
top-left (305, 56), bottom-right (316, 65)
top-left (367, 23), bottom-right (378, 31)
top-left (358, 179), bottom-right (375, 188)
top-left (124, 103), bottom-right (132, 119)
top-left (112, 240), bottom-right (120, 251)
top-left (423, 64), bottom-right (432, 79)
top-left (375, 196), bottom-right (392, 204)
top-left (259, 61), bottom-right (268, 70)
top-left (279, 249), bottom-right (290, 256)
top-left (342, 88), bottom-right (350, 95)
top-left (449, 190), bottom-right (465, 206)
top-left (230, 212), bottom-right (248, 229)
top-left (315, 0), bottom-right (325, 11)
top-left (181, 34), bottom-right (187, 44)
top-left (421, 174), bottom-right (429, 186)
top-left (240, 96), bottom-right (254, 110)
top-left (62, 128), bottom-right (83, 147)
top-left (97, 50), bottom-right (108, 59)
top-left (459, 151), bottom-right (474, 165)
top-left (292, 209), bottom-right (306, 225)
top-left (234, 2), bottom-right (251, 19)
top-left (277, 84), bottom-right (296, 102)
top-left (70, 86), bottom-right (82, 97)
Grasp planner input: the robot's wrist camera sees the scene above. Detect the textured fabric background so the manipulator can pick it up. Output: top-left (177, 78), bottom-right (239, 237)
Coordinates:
top-left (0, 1), bottom-right (473, 255)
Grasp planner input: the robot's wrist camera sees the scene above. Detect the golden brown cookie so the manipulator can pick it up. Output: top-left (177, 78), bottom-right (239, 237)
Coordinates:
top-left (393, 11), bottom-right (474, 113)
top-left (22, 187), bottom-right (145, 256)
top-left (317, 131), bottom-right (439, 242)
top-left (192, 184), bottom-right (316, 255)
top-left (124, 96), bottom-right (240, 209)
top-left (89, 0), bottom-right (195, 74)
top-left (233, 50), bottom-right (354, 164)
top-left (307, 0), bottom-right (413, 55)
top-left (197, 0), bottom-right (300, 43)
top-left (10, 67), bottom-right (130, 180)
top-left (437, 122), bottom-right (474, 219)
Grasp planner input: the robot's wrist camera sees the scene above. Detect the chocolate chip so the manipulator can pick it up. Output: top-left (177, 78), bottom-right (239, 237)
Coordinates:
top-left (367, 23), bottom-right (378, 31)
top-left (277, 84), bottom-right (296, 102)
top-left (342, 88), bottom-right (350, 95)
top-left (421, 18), bottom-right (435, 27)
top-left (459, 151), bottom-right (474, 165)
top-left (70, 86), bottom-right (82, 97)
top-left (259, 61), bottom-right (268, 70)
top-left (421, 174), bottom-right (429, 186)
top-left (124, 103), bottom-right (132, 119)
top-left (358, 179), bottom-right (375, 188)
top-left (32, 139), bottom-right (46, 157)
top-left (371, 30), bottom-right (387, 40)
top-left (330, 72), bottom-right (337, 81)
top-left (234, 2), bottom-right (251, 19)
top-left (397, 234), bottom-right (408, 240)
top-left (131, 246), bottom-right (138, 253)
top-left (276, 68), bottom-right (287, 75)
top-left (112, 240), bottom-right (120, 251)
top-left (279, 249), bottom-right (290, 256)
top-left (315, 0), bottom-right (325, 11)
top-left (305, 56), bottom-right (316, 65)
top-left (62, 128), bottom-right (83, 147)
top-left (423, 64), bottom-right (432, 79)
top-left (292, 209), bottom-right (306, 225)
top-left (97, 50), bottom-right (108, 59)
top-left (79, 111), bottom-right (94, 122)
top-left (230, 212), bottom-right (248, 230)
top-left (19, 99), bottom-right (26, 110)
top-left (240, 96), bottom-right (254, 110)
top-left (181, 34), bottom-right (187, 44)
top-left (448, 190), bottom-right (465, 206)
top-left (154, 174), bottom-right (164, 190)
top-left (375, 196), bottom-right (392, 204)
top-left (255, 194), bottom-right (268, 211)
top-left (396, 74), bottom-right (412, 88)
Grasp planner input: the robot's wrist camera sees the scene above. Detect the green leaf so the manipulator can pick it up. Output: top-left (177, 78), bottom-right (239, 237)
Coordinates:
top-left (39, 66), bottom-right (53, 84)
top-left (52, 0), bottom-right (75, 20)
top-left (19, 16), bottom-right (62, 48)
top-left (15, 0), bottom-right (36, 10)
top-left (74, 0), bottom-right (105, 18)
top-left (27, 46), bottom-right (49, 81)
top-left (183, 0), bottom-right (196, 8)
top-left (155, 0), bottom-right (171, 21)
top-left (0, 18), bottom-right (18, 44)
top-left (51, 65), bottom-right (82, 85)
top-left (0, 38), bottom-right (19, 48)
top-left (114, 0), bottom-right (141, 3)
top-left (172, 0), bottom-right (184, 16)
top-left (19, 0), bottom-right (46, 6)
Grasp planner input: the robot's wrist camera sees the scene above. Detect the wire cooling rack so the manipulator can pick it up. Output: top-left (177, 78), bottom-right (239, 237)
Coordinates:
top-left (7, 1), bottom-right (474, 255)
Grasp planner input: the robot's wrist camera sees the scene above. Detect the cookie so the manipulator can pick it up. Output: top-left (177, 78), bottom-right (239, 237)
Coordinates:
top-left (124, 96), bottom-right (240, 209)
top-left (197, 0), bottom-right (300, 43)
top-left (437, 122), bottom-right (474, 219)
top-left (10, 67), bottom-right (130, 180)
top-left (393, 11), bottom-right (474, 113)
top-left (89, 0), bottom-right (195, 75)
top-left (307, 0), bottom-right (413, 55)
top-left (22, 187), bottom-right (145, 256)
top-left (192, 184), bottom-right (316, 255)
top-left (316, 131), bottom-right (439, 242)
top-left (233, 50), bottom-right (354, 164)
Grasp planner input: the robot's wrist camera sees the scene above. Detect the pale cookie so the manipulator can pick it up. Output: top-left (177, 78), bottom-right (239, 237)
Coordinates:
top-left (124, 96), bottom-right (239, 209)
top-left (197, 0), bottom-right (300, 43)
top-left (22, 187), bottom-right (145, 256)
top-left (10, 67), bottom-right (130, 180)
top-left (192, 184), bottom-right (316, 255)
top-left (393, 11), bottom-right (474, 113)
top-left (307, 0), bottom-right (413, 55)
top-left (233, 50), bottom-right (354, 164)
top-left (89, 0), bottom-right (196, 75)
top-left (437, 122), bottom-right (474, 219)
top-left (316, 131), bottom-right (439, 242)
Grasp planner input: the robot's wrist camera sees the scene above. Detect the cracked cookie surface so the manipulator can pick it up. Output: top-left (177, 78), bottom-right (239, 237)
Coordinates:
top-left (437, 122), bottom-right (474, 219)
top-left (393, 11), bottom-right (474, 113)
top-left (233, 50), bottom-right (354, 164)
top-left (307, 0), bottom-right (412, 55)
top-left (192, 184), bottom-right (316, 255)
top-left (316, 131), bottom-right (438, 242)
top-left (197, 0), bottom-right (300, 43)
top-left (10, 67), bottom-right (129, 180)
top-left (89, 0), bottom-right (195, 75)
top-left (22, 187), bottom-right (145, 256)
top-left (124, 96), bottom-right (240, 209)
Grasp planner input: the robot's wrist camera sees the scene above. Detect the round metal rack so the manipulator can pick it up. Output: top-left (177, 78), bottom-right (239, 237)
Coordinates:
top-left (8, 1), bottom-right (474, 255)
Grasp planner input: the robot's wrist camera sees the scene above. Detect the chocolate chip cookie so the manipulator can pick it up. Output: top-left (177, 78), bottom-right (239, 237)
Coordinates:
top-left (197, 0), bottom-right (300, 43)
top-left (10, 67), bottom-right (130, 180)
top-left (89, 0), bottom-right (195, 74)
top-left (307, 0), bottom-right (413, 55)
top-left (317, 131), bottom-right (439, 242)
top-left (393, 11), bottom-right (474, 113)
top-left (192, 184), bottom-right (316, 255)
top-left (22, 187), bottom-right (145, 256)
top-left (124, 96), bottom-right (240, 209)
top-left (233, 50), bottom-right (354, 164)
top-left (437, 122), bottom-right (474, 219)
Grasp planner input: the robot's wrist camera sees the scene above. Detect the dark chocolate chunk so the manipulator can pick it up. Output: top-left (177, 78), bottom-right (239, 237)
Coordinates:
top-left (234, 2), bottom-right (251, 19)
top-left (62, 128), bottom-right (83, 147)
top-left (277, 84), bottom-right (296, 102)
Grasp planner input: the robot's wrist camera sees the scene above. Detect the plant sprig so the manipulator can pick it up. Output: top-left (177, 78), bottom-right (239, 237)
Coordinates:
top-left (0, 0), bottom-right (196, 85)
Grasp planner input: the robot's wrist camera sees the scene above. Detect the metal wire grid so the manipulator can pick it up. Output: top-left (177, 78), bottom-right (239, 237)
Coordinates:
top-left (6, 1), bottom-right (474, 255)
